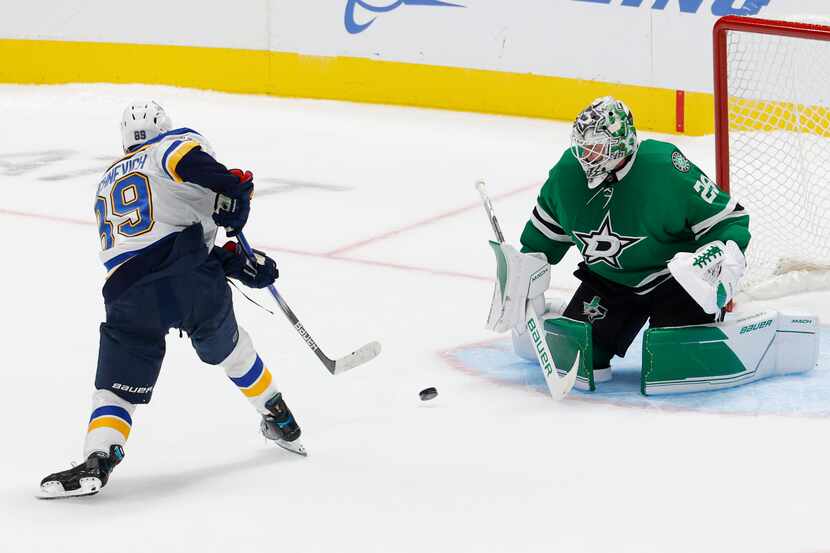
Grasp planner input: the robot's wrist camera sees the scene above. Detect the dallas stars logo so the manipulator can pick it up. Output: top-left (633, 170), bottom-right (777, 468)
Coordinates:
top-left (583, 296), bottom-right (608, 323)
top-left (572, 213), bottom-right (645, 270)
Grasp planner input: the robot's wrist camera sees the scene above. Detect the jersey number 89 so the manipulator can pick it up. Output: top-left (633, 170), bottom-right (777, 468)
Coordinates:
top-left (95, 173), bottom-right (155, 251)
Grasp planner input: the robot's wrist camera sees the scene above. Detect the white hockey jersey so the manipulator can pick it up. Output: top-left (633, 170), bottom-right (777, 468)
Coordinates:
top-left (94, 128), bottom-right (219, 273)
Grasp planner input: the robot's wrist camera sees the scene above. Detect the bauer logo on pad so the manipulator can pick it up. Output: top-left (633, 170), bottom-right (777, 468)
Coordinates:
top-left (345, 0), bottom-right (464, 34)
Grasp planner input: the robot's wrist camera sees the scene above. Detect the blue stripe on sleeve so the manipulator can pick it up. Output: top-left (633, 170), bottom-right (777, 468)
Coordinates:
top-left (89, 405), bottom-right (133, 426)
top-left (160, 139), bottom-right (183, 180)
top-left (230, 357), bottom-right (264, 388)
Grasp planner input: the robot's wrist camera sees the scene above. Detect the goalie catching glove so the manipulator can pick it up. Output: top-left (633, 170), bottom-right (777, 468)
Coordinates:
top-left (668, 240), bottom-right (746, 314)
top-left (486, 242), bottom-right (550, 333)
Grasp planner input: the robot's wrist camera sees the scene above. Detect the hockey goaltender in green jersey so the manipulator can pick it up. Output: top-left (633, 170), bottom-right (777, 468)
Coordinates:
top-left (522, 139), bottom-right (748, 293)
top-left (485, 96), bottom-right (819, 397)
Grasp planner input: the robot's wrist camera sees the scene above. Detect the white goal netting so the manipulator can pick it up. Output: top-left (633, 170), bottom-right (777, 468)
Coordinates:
top-left (723, 16), bottom-right (830, 300)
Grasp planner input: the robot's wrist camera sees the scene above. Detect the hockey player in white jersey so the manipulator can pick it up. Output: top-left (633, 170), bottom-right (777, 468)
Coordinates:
top-left (39, 101), bottom-right (304, 498)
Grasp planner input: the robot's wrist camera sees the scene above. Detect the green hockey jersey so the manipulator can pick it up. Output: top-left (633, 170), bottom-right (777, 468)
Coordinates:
top-left (520, 139), bottom-right (750, 293)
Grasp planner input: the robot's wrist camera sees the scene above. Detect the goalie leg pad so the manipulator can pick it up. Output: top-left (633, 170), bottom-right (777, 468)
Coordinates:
top-left (642, 310), bottom-right (819, 395)
top-left (514, 309), bottom-right (615, 391)
top-left (512, 295), bottom-right (570, 361)
top-left (542, 317), bottom-right (596, 392)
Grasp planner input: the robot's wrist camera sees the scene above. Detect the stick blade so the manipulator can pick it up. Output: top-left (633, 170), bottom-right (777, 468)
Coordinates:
top-left (547, 351), bottom-right (579, 401)
top-left (332, 341), bottom-right (382, 374)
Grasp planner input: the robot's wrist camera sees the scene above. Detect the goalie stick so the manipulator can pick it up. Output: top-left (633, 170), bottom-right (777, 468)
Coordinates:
top-left (476, 180), bottom-right (578, 400)
top-left (236, 231), bottom-right (381, 375)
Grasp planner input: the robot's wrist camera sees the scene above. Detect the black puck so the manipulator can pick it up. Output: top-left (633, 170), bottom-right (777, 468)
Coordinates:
top-left (419, 387), bottom-right (438, 401)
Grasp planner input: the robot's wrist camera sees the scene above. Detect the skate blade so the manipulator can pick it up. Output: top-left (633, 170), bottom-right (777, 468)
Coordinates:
top-left (275, 439), bottom-right (308, 457)
top-left (37, 477), bottom-right (102, 499)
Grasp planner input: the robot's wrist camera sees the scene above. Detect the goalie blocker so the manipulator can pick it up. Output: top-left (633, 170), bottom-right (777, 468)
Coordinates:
top-left (531, 310), bottom-right (818, 395)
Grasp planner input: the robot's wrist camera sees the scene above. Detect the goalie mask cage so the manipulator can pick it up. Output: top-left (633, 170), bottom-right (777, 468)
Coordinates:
top-left (714, 15), bottom-right (830, 300)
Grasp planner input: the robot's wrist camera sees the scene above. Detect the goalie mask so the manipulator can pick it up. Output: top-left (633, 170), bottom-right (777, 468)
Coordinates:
top-left (121, 101), bottom-right (172, 153)
top-left (570, 97), bottom-right (638, 189)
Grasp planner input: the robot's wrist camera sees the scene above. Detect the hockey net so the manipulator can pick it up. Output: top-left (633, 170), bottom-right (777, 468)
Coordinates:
top-left (714, 15), bottom-right (830, 301)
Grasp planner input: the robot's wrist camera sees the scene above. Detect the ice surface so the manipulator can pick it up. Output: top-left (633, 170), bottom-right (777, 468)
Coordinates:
top-left (1, 84), bottom-right (828, 553)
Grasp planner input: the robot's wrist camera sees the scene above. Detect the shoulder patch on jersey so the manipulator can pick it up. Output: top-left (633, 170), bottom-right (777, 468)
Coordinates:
top-left (672, 151), bottom-right (691, 173)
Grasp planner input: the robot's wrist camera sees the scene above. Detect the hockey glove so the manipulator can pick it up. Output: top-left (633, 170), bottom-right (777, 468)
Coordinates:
top-left (486, 242), bottom-right (551, 333)
top-left (214, 240), bottom-right (278, 289)
top-left (668, 240), bottom-right (746, 314)
top-left (213, 169), bottom-right (253, 237)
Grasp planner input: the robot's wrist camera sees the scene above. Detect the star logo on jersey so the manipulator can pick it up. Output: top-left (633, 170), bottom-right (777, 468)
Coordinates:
top-left (582, 296), bottom-right (608, 323)
top-left (572, 213), bottom-right (645, 270)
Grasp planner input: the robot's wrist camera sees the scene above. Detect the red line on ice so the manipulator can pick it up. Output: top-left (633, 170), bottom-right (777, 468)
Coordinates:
top-left (0, 207), bottom-right (493, 281)
top-left (0, 208), bottom-right (90, 227)
top-left (325, 182), bottom-right (539, 256)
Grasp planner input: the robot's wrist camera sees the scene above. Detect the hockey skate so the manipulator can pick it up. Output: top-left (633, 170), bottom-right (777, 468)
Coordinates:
top-left (261, 393), bottom-right (307, 457)
top-left (38, 444), bottom-right (124, 499)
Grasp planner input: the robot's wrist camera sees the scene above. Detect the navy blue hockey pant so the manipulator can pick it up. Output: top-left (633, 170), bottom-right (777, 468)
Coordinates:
top-left (96, 254), bottom-right (238, 405)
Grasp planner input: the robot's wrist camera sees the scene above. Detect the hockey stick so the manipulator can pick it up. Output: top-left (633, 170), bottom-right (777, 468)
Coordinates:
top-left (235, 231), bottom-right (381, 375)
top-left (476, 180), bottom-right (578, 400)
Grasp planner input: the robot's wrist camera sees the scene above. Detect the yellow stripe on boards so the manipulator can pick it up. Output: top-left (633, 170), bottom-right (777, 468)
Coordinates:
top-left (0, 38), bottom-right (714, 135)
top-left (243, 368), bottom-right (273, 398)
top-left (269, 51), bottom-right (714, 136)
top-left (87, 417), bottom-right (131, 440)
top-left (0, 39), bottom-right (268, 94)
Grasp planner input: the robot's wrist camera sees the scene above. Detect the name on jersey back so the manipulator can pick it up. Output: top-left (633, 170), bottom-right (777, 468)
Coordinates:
top-left (97, 154), bottom-right (148, 195)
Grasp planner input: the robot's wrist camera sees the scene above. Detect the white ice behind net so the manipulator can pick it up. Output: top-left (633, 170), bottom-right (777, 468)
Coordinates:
top-left (726, 18), bottom-right (830, 300)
